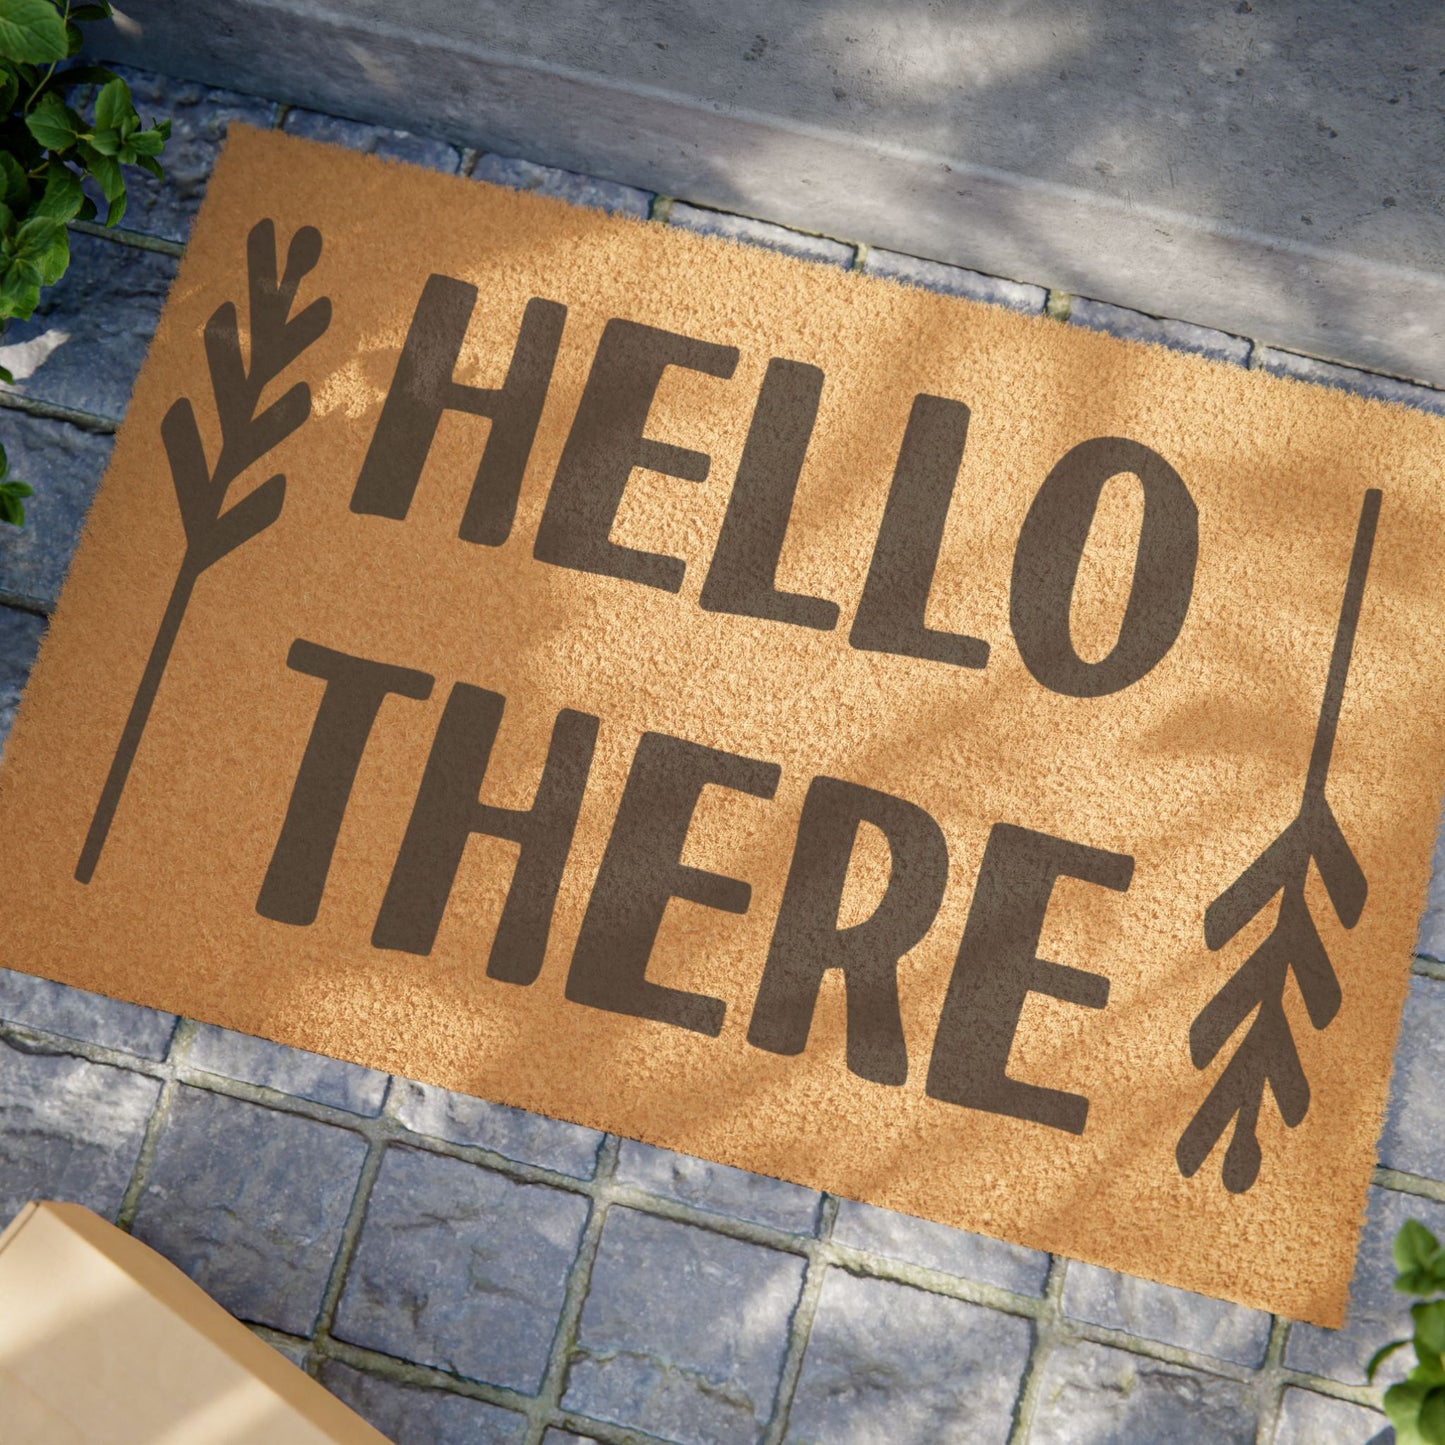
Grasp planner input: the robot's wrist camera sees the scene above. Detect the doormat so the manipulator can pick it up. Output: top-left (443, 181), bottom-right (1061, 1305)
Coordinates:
top-left (2, 126), bottom-right (1442, 1327)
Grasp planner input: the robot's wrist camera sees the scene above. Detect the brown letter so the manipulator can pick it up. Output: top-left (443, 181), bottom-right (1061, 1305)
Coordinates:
top-left (258, 640), bottom-right (434, 926)
top-left (534, 319), bottom-right (739, 592)
top-left (747, 777), bottom-right (949, 1084)
top-left (566, 732), bottom-right (780, 1034)
top-left (850, 394), bottom-right (989, 667)
top-left (372, 685), bottom-right (599, 982)
top-left (351, 275), bottom-right (566, 545)
top-left (1010, 436), bottom-right (1197, 697)
top-left (926, 823), bottom-right (1132, 1134)
top-left (699, 358), bottom-right (839, 630)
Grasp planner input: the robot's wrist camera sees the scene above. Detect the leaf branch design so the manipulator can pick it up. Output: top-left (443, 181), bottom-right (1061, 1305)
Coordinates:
top-left (76, 219), bottom-right (331, 884)
top-left (1177, 488), bottom-right (1381, 1193)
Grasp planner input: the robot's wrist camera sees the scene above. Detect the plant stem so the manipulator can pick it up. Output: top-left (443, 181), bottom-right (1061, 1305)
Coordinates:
top-left (24, 0), bottom-right (72, 112)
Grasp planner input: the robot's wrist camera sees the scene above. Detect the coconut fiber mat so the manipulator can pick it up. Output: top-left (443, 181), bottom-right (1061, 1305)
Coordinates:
top-left (4, 125), bottom-right (1444, 1326)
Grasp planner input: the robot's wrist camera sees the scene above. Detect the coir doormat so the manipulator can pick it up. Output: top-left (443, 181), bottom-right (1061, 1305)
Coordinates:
top-left (2, 126), bottom-right (1442, 1326)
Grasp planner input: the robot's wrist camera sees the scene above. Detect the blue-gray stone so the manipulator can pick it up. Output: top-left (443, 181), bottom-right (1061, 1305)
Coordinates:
top-left (1272, 1387), bottom-right (1392, 1445)
top-left (130, 1085), bottom-right (367, 1334)
top-left (0, 413), bottom-right (112, 611)
top-left (188, 1024), bottom-right (388, 1116)
top-left (861, 247), bottom-right (1046, 312)
top-left (668, 203), bottom-right (853, 267)
top-left (1379, 976), bottom-right (1445, 1181)
top-left (830, 1197), bottom-right (1049, 1297)
top-left (613, 1140), bottom-right (818, 1233)
top-left (1256, 348), bottom-right (1445, 416)
top-left (787, 1268), bottom-right (1032, 1445)
top-left (1061, 1260), bottom-right (1271, 1367)
top-left (0, 970), bottom-right (176, 1059)
top-left (1286, 1185), bottom-right (1445, 1386)
top-left (1418, 809), bottom-right (1445, 961)
top-left (390, 1079), bottom-right (601, 1176)
top-left (0, 604), bottom-right (45, 752)
top-left (473, 153), bottom-right (652, 217)
top-left (1028, 1340), bottom-right (1257, 1444)
top-left (82, 65), bottom-right (278, 242)
top-left (0, 1035), bottom-right (160, 1226)
top-left (334, 1144), bottom-right (588, 1392)
top-left (283, 109), bottom-right (461, 173)
top-left (1068, 297), bottom-right (1251, 365)
top-left (564, 1207), bottom-right (804, 1445)
top-left (1, 232), bottom-right (178, 422)
top-left (319, 1361), bottom-right (526, 1445)
top-left (542, 1434), bottom-right (600, 1444)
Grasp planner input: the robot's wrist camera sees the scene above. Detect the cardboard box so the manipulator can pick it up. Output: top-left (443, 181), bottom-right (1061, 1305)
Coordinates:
top-left (0, 1200), bottom-right (388, 1443)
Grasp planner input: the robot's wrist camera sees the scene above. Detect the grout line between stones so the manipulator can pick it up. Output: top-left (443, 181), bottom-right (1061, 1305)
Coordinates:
top-left (66, 217), bottom-right (185, 257)
top-left (0, 591), bottom-right (52, 619)
top-left (1252, 1312), bottom-right (1293, 1444)
top-left (1412, 954), bottom-right (1445, 982)
top-left (114, 1018), bottom-right (197, 1229)
top-left (1007, 1253), bottom-right (1067, 1443)
top-left (459, 147), bottom-right (481, 179)
top-left (519, 1133), bottom-right (621, 1445)
top-left (0, 386), bottom-right (118, 434)
top-left (305, 1130), bottom-right (389, 1362)
top-left (759, 1192), bottom-right (838, 1445)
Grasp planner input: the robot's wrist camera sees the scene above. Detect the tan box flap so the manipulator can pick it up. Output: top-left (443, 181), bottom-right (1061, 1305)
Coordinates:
top-left (0, 1201), bottom-right (388, 1445)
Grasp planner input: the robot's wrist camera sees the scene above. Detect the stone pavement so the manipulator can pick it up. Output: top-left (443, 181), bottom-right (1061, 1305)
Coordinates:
top-left (1, 64), bottom-right (1441, 1445)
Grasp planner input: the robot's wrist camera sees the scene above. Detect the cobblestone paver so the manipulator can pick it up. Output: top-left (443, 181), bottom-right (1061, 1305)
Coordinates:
top-left (1, 64), bottom-right (1433, 1443)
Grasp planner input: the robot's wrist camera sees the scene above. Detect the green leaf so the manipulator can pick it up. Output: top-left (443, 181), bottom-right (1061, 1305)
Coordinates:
top-left (88, 125), bottom-right (119, 155)
top-left (71, 3), bottom-right (113, 20)
top-left (75, 191), bottom-right (95, 221)
top-left (1369, 1337), bottom-right (1414, 1383)
top-left (0, 150), bottom-right (27, 210)
top-left (0, 441), bottom-right (10, 474)
top-left (103, 187), bottom-right (124, 227)
top-left (1423, 1388), bottom-right (1445, 1445)
top-left (84, 147), bottom-right (121, 198)
top-left (0, 200), bottom-right (16, 237)
top-left (64, 19), bottom-right (82, 56)
top-left (1387, 1379), bottom-right (1432, 1432)
top-left (93, 76), bottom-right (130, 131)
top-left (25, 91), bottom-right (79, 151)
top-left (128, 126), bottom-right (164, 156)
top-left (14, 213), bottom-right (59, 261)
top-left (1418, 1303), bottom-right (1445, 1359)
top-left (1398, 1222), bottom-right (1439, 1274)
top-left (0, 255), bottom-right (41, 318)
top-left (0, 479), bottom-right (31, 499)
top-left (135, 153), bottom-right (161, 180)
top-left (33, 162), bottom-right (81, 221)
top-left (0, 0), bottom-right (69, 65)
top-left (34, 220), bottom-right (64, 283)
top-left (0, 64), bottom-right (19, 112)
top-left (0, 491), bottom-right (23, 526)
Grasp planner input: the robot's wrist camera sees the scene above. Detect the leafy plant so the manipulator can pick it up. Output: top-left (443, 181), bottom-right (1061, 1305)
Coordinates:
top-left (1368, 1220), bottom-right (1445, 1443)
top-left (0, 439), bottom-right (28, 522)
top-left (0, 0), bottom-right (170, 522)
